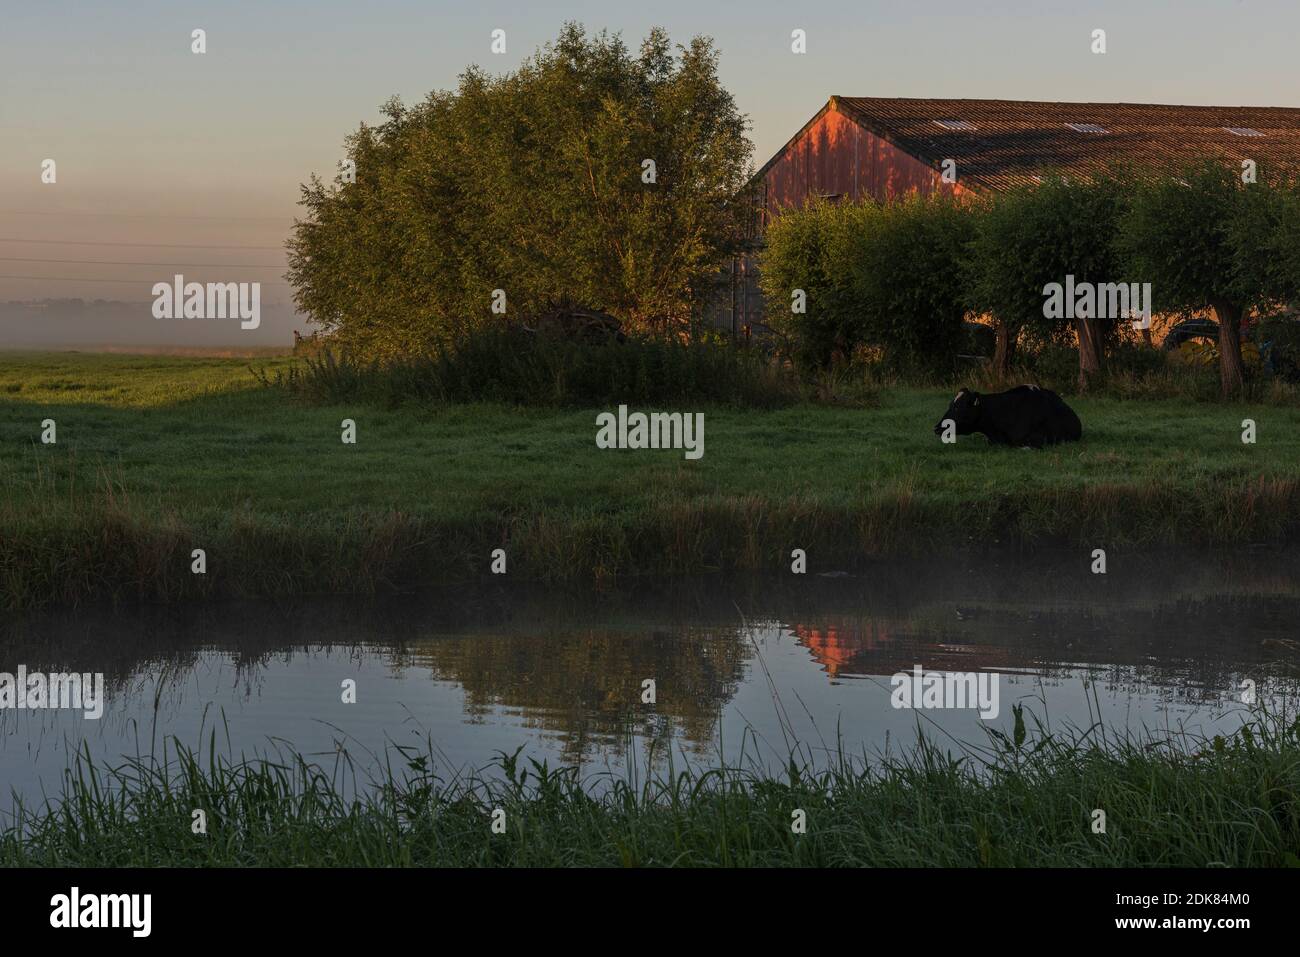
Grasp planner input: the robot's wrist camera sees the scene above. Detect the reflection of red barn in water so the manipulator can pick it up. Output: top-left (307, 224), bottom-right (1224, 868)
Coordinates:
top-left (793, 622), bottom-right (894, 678)
top-left (791, 619), bottom-right (1024, 679)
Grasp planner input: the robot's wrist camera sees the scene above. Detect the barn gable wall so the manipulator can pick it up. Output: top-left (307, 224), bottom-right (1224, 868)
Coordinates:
top-left (760, 105), bottom-right (969, 228)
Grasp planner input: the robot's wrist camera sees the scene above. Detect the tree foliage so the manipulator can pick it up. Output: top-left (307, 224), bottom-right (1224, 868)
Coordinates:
top-left (849, 193), bottom-right (974, 374)
top-left (762, 166), bottom-right (1300, 394)
top-left (1117, 161), bottom-right (1296, 395)
top-left (757, 199), bottom-right (873, 370)
top-left (287, 23), bottom-right (754, 358)
top-left (966, 172), bottom-right (1129, 389)
top-left (759, 194), bottom-right (973, 374)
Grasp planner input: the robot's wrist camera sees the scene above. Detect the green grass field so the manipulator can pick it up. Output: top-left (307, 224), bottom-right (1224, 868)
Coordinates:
top-left (2, 351), bottom-right (1298, 608)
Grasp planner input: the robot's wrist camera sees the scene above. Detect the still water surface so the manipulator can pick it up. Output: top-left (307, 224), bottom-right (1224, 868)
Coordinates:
top-left (3, 549), bottom-right (1298, 811)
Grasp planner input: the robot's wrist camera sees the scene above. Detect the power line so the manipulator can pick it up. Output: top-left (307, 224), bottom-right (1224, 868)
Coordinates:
top-left (0, 237), bottom-right (287, 251)
top-left (0, 256), bottom-right (286, 269)
top-left (0, 208), bottom-right (293, 223)
top-left (0, 274), bottom-right (292, 284)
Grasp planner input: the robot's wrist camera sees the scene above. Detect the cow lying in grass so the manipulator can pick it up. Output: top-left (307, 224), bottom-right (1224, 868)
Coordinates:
top-left (933, 385), bottom-right (1082, 448)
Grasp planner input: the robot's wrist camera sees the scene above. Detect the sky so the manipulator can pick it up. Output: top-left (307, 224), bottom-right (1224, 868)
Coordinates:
top-left (1, 0), bottom-right (1297, 343)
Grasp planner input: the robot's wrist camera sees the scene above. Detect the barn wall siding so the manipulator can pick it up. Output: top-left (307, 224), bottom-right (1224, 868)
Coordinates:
top-left (762, 106), bottom-right (968, 222)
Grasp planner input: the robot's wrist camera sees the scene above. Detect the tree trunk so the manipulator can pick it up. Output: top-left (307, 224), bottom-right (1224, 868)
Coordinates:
top-left (1212, 301), bottom-right (1245, 397)
top-left (1140, 326), bottom-right (1153, 347)
top-left (1075, 316), bottom-right (1104, 392)
top-left (993, 321), bottom-right (1017, 379)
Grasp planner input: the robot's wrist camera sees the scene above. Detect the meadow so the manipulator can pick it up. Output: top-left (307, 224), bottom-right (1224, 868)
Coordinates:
top-left (1, 350), bottom-right (1299, 609)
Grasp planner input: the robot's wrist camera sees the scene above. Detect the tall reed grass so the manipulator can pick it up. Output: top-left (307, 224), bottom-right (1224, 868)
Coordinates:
top-left (4, 705), bottom-right (1297, 867)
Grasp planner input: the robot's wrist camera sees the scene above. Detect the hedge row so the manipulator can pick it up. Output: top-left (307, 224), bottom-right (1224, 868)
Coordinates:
top-left (759, 162), bottom-right (1300, 395)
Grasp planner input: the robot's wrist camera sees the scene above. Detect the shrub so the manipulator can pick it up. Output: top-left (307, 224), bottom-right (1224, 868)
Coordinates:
top-left (261, 326), bottom-right (797, 409)
top-left (1105, 339), bottom-right (1173, 378)
top-left (849, 193), bottom-right (974, 375)
top-left (758, 199), bottom-right (877, 371)
top-left (1255, 316), bottom-right (1300, 381)
top-left (760, 194), bottom-right (973, 376)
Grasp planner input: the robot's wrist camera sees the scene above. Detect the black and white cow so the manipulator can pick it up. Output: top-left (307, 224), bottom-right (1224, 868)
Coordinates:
top-left (933, 385), bottom-right (1082, 448)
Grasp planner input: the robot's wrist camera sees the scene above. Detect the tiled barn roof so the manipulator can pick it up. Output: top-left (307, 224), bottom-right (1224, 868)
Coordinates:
top-left (823, 96), bottom-right (1300, 191)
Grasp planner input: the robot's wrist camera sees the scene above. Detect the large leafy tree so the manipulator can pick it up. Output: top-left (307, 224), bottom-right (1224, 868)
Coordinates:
top-left (1118, 161), bottom-right (1293, 397)
top-left (966, 173), bottom-right (1129, 390)
top-left (287, 24), bottom-right (754, 358)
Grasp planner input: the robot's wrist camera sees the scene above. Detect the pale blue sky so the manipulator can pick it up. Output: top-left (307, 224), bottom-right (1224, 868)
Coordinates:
top-left (2, 0), bottom-right (1296, 304)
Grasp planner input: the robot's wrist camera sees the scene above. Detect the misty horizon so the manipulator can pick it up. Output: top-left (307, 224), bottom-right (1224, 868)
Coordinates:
top-left (0, 296), bottom-right (310, 348)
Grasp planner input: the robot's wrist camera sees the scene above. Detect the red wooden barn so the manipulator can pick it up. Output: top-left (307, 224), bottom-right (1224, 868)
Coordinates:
top-left (714, 95), bottom-right (1300, 334)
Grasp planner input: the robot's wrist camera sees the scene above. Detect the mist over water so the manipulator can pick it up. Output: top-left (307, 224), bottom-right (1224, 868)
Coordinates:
top-left (3, 548), bottom-right (1297, 813)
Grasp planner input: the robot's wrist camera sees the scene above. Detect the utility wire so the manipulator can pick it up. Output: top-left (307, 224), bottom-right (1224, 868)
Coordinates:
top-left (1, 208), bottom-right (292, 223)
top-left (0, 237), bottom-right (286, 250)
top-left (0, 274), bottom-right (292, 284)
top-left (0, 257), bottom-right (286, 268)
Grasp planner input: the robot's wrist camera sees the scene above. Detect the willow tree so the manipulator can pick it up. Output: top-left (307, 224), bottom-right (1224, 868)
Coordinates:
top-left (966, 173), bottom-right (1129, 390)
top-left (849, 192), bottom-right (975, 375)
top-left (1118, 161), bottom-right (1291, 397)
top-left (287, 23), bottom-right (754, 358)
top-left (758, 198), bottom-right (878, 371)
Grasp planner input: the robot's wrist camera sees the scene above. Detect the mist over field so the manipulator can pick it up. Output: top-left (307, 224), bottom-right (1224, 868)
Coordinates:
top-left (0, 298), bottom-right (306, 348)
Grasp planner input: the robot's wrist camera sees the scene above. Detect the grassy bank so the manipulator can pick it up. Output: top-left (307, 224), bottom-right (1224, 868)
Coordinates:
top-left (4, 709), bottom-right (1298, 867)
top-left (2, 351), bottom-right (1300, 609)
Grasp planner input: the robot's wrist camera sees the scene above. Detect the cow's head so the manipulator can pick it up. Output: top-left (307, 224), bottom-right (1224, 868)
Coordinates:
top-left (934, 388), bottom-right (982, 436)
